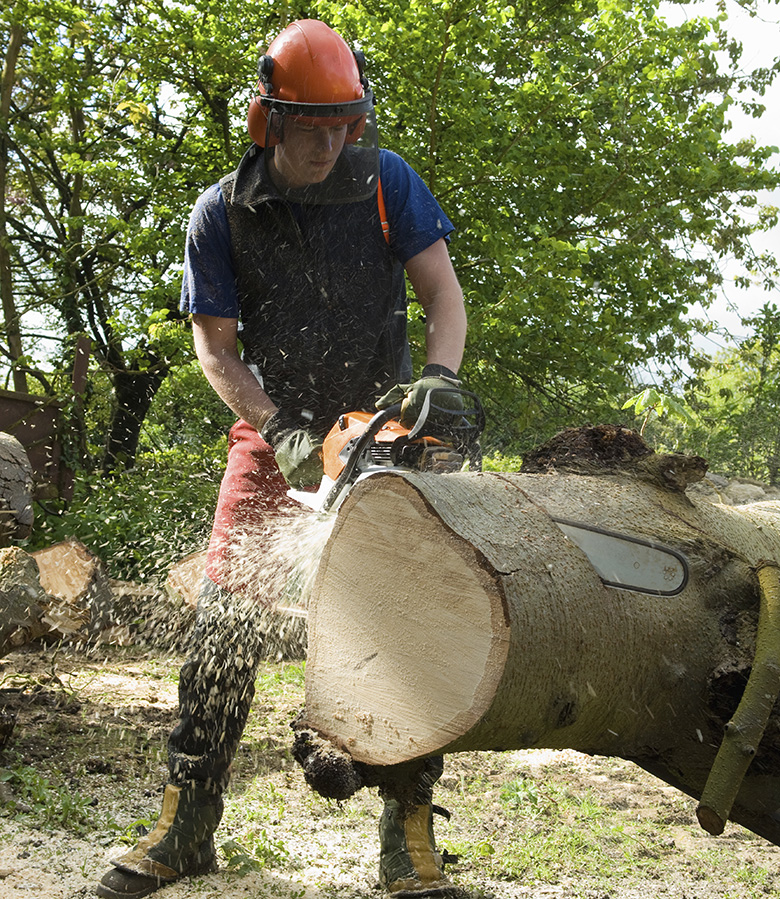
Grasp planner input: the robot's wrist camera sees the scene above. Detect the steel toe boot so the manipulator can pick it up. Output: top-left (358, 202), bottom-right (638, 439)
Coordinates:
top-left (378, 799), bottom-right (458, 897)
top-left (95, 782), bottom-right (221, 899)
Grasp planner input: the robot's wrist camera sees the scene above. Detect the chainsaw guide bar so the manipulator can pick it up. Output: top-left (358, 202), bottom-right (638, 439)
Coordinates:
top-left (552, 517), bottom-right (689, 596)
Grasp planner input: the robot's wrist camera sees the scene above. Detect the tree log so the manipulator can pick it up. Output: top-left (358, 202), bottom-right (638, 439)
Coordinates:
top-left (0, 432), bottom-right (33, 544)
top-left (31, 538), bottom-right (117, 639)
top-left (301, 452), bottom-right (780, 846)
top-left (0, 547), bottom-right (48, 657)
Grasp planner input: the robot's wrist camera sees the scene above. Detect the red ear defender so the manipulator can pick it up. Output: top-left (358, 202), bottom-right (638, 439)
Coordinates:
top-left (247, 91), bottom-right (277, 147)
top-left (247, 55), bottom-right (277, 147)
top-left (247, 94), bottom-right (268, 147)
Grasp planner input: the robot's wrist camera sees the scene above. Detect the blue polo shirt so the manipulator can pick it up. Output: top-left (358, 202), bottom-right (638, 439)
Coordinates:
top-left (181, 149), bottom-right (454, 319)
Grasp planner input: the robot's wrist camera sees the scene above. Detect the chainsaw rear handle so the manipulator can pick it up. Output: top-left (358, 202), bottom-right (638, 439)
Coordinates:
top-left (407, 386), bottom-right (485, 440)
top-left (407, 386), bottom-right (485, 471)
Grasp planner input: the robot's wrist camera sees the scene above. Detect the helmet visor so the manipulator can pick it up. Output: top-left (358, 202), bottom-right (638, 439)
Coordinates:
top-left (265, 105), bottom-right (380, 205)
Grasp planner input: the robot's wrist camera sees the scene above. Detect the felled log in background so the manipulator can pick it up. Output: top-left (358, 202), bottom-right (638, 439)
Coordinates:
top-left (301, 427), bottom-right (780, 846)
top-left (0, 432), bottom-right (33, 544)
top-left (32, 538), bottom-right (116, 640)
top-left (0, 539), bottom-right (305, 660)
top-left (0, 547), bottom-right (48, 657)
top-left (0, 540), bottom-right (190, 654)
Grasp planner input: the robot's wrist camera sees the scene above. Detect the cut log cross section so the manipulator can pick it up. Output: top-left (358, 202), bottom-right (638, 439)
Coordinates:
top-left (306, 473), bottom-right (511, 766)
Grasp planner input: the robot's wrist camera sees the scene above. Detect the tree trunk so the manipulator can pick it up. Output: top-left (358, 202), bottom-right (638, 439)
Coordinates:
top-left (300, 437), bottom-right (780, 846)
top-left (102, 365), bottom-right (167, 473)
top-left (0, 22), bottom-right (28, 395)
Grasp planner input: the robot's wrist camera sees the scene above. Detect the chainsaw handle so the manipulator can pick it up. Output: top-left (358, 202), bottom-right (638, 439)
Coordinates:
top-left (406, 387), bottom-right (485, 440)
top-left (409, 387), bottom-right (485, 471)
top-left (320, 403), bottom-right (402, 513)
top-left (407, 387), bottom-right (485, 472)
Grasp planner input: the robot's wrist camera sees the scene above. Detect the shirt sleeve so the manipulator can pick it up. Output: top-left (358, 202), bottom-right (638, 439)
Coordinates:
top-left (378, 150), bottom-right (455, 265)
top-left (180, 184), bottom-right (240, 318)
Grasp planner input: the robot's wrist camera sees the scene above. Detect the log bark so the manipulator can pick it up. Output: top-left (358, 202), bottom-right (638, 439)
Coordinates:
top-left (0, 547), bottom-right (48, 657)
top-left (0, 432), bottom-right (33, 543)
top-left (301, 446), bottom-right (780, 846)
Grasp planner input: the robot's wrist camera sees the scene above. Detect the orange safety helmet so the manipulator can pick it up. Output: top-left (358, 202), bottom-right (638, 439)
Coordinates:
top-left (247, 20), bottom-right (374, 148)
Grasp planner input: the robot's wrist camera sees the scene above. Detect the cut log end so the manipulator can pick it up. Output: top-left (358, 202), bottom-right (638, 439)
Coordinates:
top-left (304, 473), bottom-right (511, 766)
top-left (696, 804), bottom-right (726, 836)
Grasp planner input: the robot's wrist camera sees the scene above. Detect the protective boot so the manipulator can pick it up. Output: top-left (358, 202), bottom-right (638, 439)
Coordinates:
top-left (95, 782), bottom-right (221, 899)
top-left (378, 799), bottom-right (458, 898)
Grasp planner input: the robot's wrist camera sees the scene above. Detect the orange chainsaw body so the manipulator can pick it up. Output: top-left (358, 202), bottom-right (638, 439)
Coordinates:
top-left (322, 410), bottom-right (443, 482)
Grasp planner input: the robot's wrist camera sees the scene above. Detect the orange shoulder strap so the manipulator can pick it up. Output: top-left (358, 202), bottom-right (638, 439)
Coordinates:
top-left (377, 176), bottom-right (390, 245)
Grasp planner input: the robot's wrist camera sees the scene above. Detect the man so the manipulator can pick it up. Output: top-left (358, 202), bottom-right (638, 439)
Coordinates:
top-left (96, 18), bottom-right (467, 899)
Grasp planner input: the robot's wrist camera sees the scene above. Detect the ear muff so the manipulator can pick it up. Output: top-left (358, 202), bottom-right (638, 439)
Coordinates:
top-left (247, 92), bottom-right (274, 147)
top-left (247, 55), bottom-right (277, 147)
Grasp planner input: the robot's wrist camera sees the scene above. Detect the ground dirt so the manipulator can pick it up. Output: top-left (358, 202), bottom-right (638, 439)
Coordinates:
top-left (2, 644), bottom-right (780, 899)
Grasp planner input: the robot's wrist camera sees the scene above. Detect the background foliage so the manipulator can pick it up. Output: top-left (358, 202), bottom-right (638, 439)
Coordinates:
top-left (317, 0), bottom-right (779, 447)
top-left (641, 302), bottom-right (780, 485)
top-left (1, 0), bottom-right (778, 578)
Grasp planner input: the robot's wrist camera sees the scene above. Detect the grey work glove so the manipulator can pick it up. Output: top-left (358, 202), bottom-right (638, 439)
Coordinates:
top-left (261, 413), bottom-right (323, 489)
top-left (376, 364), bottom-right (463, 429)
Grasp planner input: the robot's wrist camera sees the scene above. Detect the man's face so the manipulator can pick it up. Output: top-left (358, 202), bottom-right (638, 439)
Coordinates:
top-left (271, 117), bottom-right (348, 189)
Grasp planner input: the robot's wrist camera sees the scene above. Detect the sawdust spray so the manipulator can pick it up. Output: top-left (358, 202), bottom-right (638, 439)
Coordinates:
top-left (218, 505), bottom-right (336, 659)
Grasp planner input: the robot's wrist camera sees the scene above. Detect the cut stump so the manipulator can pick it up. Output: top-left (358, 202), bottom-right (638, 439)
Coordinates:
top-left (31, 538), bottom-right (116, 639)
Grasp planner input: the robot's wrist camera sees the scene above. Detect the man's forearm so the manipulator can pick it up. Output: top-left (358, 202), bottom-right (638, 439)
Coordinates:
top-left (423, 293), bottom-right (467, 374)
top-left (405, 239), bottom-right (467, 375)
top-left (202, 356), bottom-right (278, 432)
top-left (192, 313), bottom-right (278, 432)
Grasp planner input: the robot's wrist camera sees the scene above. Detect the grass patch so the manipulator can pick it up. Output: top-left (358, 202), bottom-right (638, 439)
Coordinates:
top-left (440, 768), bottom-right (683, 891)
top-left (222, 830), bottom-right (291, 875)
top-left (0, 759), bottom-right (117, 835)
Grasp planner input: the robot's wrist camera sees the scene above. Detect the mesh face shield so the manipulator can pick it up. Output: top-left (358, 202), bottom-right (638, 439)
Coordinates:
top-left (264, 105), bottom-right (380, 205)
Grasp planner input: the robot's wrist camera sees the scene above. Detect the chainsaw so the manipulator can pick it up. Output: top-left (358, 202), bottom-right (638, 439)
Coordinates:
top-left (289, 385), bottom-right (690, 597)
top-left (288, 385), bottom-right (485, 514)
